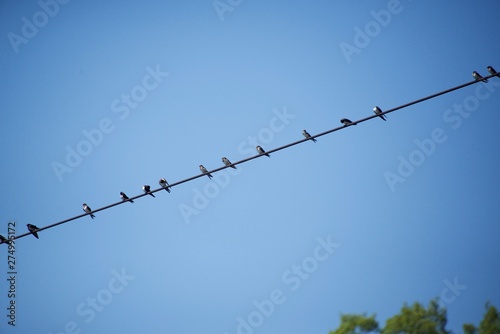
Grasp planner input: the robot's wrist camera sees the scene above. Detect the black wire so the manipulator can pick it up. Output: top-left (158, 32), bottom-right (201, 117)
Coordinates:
top-left (6, 71), bottom-right (499, 243)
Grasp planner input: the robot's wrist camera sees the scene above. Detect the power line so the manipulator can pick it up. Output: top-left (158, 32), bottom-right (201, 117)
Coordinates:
top-left (6, 70), bottom-right (499, 243)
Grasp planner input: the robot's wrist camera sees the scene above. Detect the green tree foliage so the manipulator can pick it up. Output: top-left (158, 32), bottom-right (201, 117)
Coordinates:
top-left (463, 323), bottom-right (477, 334)
top-left (329, 314), bottom-right (379, 334)
top-left (329, 300), bottom-right (499, 334)
top-left (463, 303), bottom-right (500, 334)
top-left (479, 304), bottom-right (500, 334)
top-left (382, 300), bottom-right (450, 334)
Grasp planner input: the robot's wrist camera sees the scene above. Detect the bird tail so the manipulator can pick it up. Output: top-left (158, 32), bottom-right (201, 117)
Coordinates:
top-left (91, 214), bottom-right (95, 219)
top-left (265, 154), bottom-right (270, 158)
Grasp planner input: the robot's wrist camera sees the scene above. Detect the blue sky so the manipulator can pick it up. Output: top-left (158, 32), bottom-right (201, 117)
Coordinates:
top-left (1, 1), bottom-right (500, 333)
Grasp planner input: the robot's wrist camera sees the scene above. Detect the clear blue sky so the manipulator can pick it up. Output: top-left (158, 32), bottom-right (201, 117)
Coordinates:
top-left (1, 1), bottom-right (500, 333)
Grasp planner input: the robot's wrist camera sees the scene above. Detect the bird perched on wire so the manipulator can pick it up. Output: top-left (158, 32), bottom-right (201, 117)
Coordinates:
top-left (222, 157), bottom-right (236, 169)
top-left (142, 185), bottom-right (155, 198)
top-left (256, 145), bottom-right (270, 157)
top-left (472, 71), bottom-right (488, 83)
top-left (373, 106), bottom-right (387, 121)
top-left (302, 130), bottom-right (317, 142)
top-left (487, 66), bottom-right (498, 77)
top-left (199, 165), bottom-right (213, 179)
top-left (120, 191), bottom-right (134, 203)
top-left (27, 224), bottom-right (40, 239)
top-left (0, 235), bottom-right (11, 245)
top-left (83, 203), bottom-right (95, 219)
top-left (159, 178), bottom-right (171, 193)
top-left (340, 118), bottom-right (355, 126)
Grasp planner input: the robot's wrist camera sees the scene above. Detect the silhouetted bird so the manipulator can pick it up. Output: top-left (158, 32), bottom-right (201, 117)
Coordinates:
top-left (159, 178), bottom-right (171, 193)
top-left (27, 224), bottom-right (40, 239)
top-left (222, 157), bottom-right (236, 169)
top-left (199, 165), bottom-right (213, 179)
top-left (256, 145), bottom-right (270, 157)
top-left (0, 235), bottom-right (11, 245)
top-left (373, 106), bottom-right (387, 121)
top-left (340, 118), bottom-right (355, 126)
top-left (120, 191), bottom-right (134, 203)
top-left (472, 71), bottom-right (488, 83)
top-left (142, 185), bottom-right (155, 198)
top-left (487, 66), bottom-right (498, 77)
top-left (83, 203), bottom-right (95, 219)
top-left (302, 130), bottom-right (317, 142)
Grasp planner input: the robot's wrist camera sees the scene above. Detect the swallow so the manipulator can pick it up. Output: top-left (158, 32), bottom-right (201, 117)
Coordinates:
top-left (340, 118), bottom-right (355, 126)
top-left (142, 185), bottom-right (156, 197)
top-left (120, 191), bottom-right (134, 203)
top-left (27, 224), bottom-right (40, 239)
top-left (83, 203), bottom-right (95, 219)
top-left (302, 130), bottom-right (317, 142)
top-left (256, 145), bottom-right (270, 157)
top-left (373, 106), bottom-right (387, 121)
top-left (199, 165), bottom-right (213, 179)
top-left (0, 235), bottom-right (11, 245)
top-left (159, 178), bottom-right (171, 193)
top-left (487, 66), bottom-right (498, 77)
top-left (472, 71), bottom-right (488, 83)
top-left (222, 157), bottom-right (236, 169)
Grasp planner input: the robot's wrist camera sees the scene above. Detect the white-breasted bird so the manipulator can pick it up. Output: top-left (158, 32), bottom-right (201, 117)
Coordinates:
top-left (302, 130), bottom-right (317, 142)
top-left (373, 106), bottom-right (387, 121)
top-left (27, 224), bottom-right (40, 239)
top-left (487, 66), bottom-right (498, 77)
top-left (256, 145), bottom-right (270, 157)
top-left (142, 185), bottom-right (155, 198)
top-left (472, 71), bottom-right (488, 83)
top-left (199, 165), bottom-right (213, 179)
top-left (0, 235), bottom-right (11, 245)
top-left (340, 118), bottom-right (355, 126)
top-left (222, 157), bottom-right (236, 169)
top-left (159, 178), bottom-right (171, 193)
top-left (120, 191), bottom-right (134, 203)
top-left (83, 203), bottom-right (95, 219)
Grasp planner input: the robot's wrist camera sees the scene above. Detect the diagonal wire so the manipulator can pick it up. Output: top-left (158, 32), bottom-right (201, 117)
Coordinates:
top-left (7, 71), bottom-right (499, 243)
